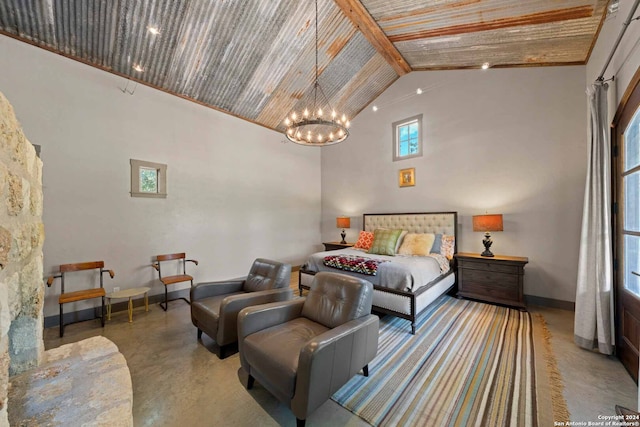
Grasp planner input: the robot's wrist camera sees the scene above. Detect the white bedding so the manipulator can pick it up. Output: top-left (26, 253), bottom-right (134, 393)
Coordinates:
top-left (303, 248), bottom-right (448, 292)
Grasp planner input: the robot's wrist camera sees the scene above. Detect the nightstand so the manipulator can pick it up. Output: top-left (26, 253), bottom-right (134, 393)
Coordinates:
top-left (454, 252), bottom-right (528, 309)
top-left (323, 242), bottom-right (354, 251)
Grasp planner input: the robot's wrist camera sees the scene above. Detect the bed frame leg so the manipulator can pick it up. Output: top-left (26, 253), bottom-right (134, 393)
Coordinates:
top-left (411, 323), bottom-right (416, 335)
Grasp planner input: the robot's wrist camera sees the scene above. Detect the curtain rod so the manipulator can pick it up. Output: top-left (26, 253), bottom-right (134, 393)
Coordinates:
top-left (597, 0), bottom-right (640, 81)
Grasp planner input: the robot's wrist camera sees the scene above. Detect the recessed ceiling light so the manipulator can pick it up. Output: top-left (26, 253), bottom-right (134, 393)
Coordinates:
top-left (132, 64), bottom-right (144, 72)
top-left (416, 88), bottom-right (423, 95)
top-left (372, 105), bottom-right (378, 112)
top-left (481, 63), bottom-right (490, 70)
top-left (148, 26), bottom-right (160, 35)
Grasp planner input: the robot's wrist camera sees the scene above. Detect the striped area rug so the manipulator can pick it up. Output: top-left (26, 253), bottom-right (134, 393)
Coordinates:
top-left (332, 295), bottom-right (536, 426)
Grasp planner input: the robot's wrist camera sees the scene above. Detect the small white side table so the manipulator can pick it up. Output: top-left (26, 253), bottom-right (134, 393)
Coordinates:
top-left (106, 287), bottom-right (151, 323)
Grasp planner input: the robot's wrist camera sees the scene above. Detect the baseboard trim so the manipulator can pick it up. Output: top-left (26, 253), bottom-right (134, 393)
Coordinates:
top-left (44, 289), bottom-right (190, 328)
top-left (43, 288), bottom-right (574, 327)
top-left (525, 295), bottom-right (574, 311)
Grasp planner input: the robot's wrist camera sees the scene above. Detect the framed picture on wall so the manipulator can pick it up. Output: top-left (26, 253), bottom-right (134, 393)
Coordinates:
top-left (399, 168), bottom-right (415, 187)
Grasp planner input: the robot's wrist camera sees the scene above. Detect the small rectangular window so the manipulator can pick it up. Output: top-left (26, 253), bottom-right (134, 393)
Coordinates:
top-left (131, 159), bottom-right (167, 198)
top-left (139, 167), bottom-right (159, 193)
top-left (393, 114), bottom-right (423, 161)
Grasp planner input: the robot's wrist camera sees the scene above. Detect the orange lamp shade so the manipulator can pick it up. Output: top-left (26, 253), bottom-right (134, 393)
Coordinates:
top-left (336, 217), bottom-right (351, 229)
top-left (472, 214), bottom-right (503, 232)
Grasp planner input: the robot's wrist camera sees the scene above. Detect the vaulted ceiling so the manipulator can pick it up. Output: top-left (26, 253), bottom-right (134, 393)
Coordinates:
top-left (0, 0), bottom-right (608, 132)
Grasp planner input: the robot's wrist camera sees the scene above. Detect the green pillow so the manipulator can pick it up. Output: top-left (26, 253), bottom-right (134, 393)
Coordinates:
top-left (368, 229), bottom-right (403, 256)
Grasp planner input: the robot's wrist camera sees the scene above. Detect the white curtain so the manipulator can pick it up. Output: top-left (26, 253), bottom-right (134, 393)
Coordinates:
top-left (574, 82), bottom-right (614, 355)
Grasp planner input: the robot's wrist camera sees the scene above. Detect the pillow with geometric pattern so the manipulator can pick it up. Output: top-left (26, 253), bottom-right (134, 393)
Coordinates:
top-left (353, 231), bottom-right (374, 250)
top-left (440, 234), bottom-right (455, 260)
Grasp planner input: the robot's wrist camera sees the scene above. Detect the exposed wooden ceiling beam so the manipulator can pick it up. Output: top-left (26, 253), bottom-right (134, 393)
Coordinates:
top-left (388, 6), bottom-right (595, 42)
top-left (333, 0), bottom-right (411, 76)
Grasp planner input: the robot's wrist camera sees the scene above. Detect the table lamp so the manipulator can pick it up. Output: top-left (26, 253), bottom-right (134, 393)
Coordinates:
top-left (336, 217), bottom-right (351, 244)
top-left (472, 214), bottom-right (503, 257)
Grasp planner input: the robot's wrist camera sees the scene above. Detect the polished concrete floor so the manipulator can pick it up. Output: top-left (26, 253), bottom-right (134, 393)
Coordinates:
top-left (42, 288), bottom-right (638, 426)
top-left (530, 305), bottom-right (637, 422)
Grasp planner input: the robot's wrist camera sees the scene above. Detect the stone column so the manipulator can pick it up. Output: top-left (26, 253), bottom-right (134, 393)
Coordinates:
top-left (0, 91), bottom-right (45, 424)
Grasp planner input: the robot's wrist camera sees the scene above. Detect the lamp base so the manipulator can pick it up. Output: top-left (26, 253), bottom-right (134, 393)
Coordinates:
top-left (340, 230), bottom-right (347, 244)
top-left (481, 249), bottom-right (495, 257)
top-left (481, 232), bottom-right (494, 257)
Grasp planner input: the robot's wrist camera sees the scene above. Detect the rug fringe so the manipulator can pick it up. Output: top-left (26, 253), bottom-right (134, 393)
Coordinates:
top-left (534, 313), bottom-right (571, 421)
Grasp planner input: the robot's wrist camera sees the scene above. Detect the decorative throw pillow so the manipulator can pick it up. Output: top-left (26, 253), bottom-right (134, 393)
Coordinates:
top-left (395, 230), bottom-right (408, 252)
top-left (368, 229), bottom-right (403, 256)
top-left (431, 233), bottom-right (443, 253)
top-left (353, 231), bottom-right (374, 250)
top-left (398, 233), bottom-right (436, 256)
top-left (440, 234), bottom-right (455, 260)
top-left (374, 228), bottom-right (408, 252)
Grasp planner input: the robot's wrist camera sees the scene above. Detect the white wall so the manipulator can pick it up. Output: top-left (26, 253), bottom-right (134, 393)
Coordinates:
top-left (587, 0), bottom-right (640, 102)
top-left (0, 36), bottom-right (321, 318)
top-left (321, 67), bottom-right (587, 302)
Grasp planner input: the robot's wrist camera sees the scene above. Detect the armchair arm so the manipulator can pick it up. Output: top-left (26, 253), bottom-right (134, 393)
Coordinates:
top-left (101, 268), bottom-right (115, 279)
top-left (190, 280), bottom-right (245, 301)
top-left (291, 314), bottom-right (379, 420)
top-left (46, 274), bottom-right (62, 287)
top-left (237, 298), bottom-right (305, 372)
top-left (186, 259), bottom-right (198, 266)
top-left (216, 288), bottom-right (293, 346)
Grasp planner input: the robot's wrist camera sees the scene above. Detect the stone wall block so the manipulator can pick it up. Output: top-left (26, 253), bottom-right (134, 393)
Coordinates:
top-left (0, 284), bottom-right (10, 340)
top-left (30, 223), bottom-right (44, 250)
top-left (20, 178), bottom-right (29, 217)
top-left (8, 226), bottom-right (31, 264)
top-left (0, 337), bottom-right (8, 412)
top-left (6, 173), bottom-right (23, 216)
top-left (0, 164), bottom-right (6, 200)
top-left (29, 187), bottom-right (42, 217)
top-left (23, 145), bottom-right (35, 180)
top-left (29, 154), bottom-right (42, 185)
top-left (8, 317), bottom-right (40, 375)
top-left (10, 132), bottom-right (27, 169)
top-left (20, 257), bottom-right (44, 319)
top-left (0, 227), bottom-right (10, 267)
top-left (0, 122), bottom-right (8, 147)
top-left (7, 273), bottom-right (20, 320)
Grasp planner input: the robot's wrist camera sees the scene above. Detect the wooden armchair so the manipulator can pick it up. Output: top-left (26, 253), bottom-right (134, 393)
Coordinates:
top-left (152, 253), bottom-right (198, 311)
top-left (46, 261), bottom-right (115, 337)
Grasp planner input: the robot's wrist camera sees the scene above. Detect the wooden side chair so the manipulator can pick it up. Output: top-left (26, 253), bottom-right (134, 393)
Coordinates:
top-left (46, 261), bottom-right (115, 337)
top-left (152, 253), bottom-right (198, 311)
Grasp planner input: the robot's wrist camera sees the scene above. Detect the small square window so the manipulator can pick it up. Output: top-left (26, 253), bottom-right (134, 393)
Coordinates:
top-left (130, 159), bottom-right (167, 198)
top-left (393, 114), bottom-right (423, 161)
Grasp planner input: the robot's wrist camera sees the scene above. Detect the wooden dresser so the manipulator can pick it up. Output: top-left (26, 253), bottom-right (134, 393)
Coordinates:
top-left (454, 252), bottom-right (528, 309)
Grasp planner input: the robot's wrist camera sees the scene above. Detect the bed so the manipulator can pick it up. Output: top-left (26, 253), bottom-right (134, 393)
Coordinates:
top-left (299, 212), bottom-right (458, 334)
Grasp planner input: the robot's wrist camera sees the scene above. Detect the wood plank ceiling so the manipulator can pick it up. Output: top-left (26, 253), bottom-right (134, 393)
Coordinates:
top-left (0, 0), bottom-right (608, 133)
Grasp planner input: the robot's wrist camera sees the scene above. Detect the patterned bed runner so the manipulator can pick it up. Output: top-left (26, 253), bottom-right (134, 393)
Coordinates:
top-left (323, 255), bottom-right (388, 276)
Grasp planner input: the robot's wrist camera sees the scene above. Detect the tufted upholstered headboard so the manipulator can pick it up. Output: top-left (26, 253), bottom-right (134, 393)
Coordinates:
top-left (363, 212), bottom-right (457, 235)
top-left (363, 212), bottom-right (458, 255)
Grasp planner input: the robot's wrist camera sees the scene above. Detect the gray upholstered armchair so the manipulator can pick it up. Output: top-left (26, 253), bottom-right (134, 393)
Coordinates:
top-left (190, 258), bottom-right (292, 359)
top-left (238, 272), bottom-right (379, 427)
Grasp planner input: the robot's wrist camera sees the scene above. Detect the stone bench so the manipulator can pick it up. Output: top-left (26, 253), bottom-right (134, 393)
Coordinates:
top-left (8, 336), bottom-right (133, 426)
